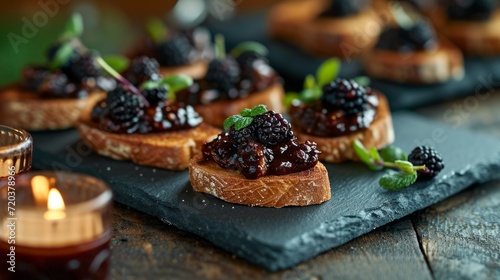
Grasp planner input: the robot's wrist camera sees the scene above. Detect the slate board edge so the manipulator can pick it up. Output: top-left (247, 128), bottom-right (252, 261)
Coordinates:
top-left (33, 147), bottom-right (500, 271)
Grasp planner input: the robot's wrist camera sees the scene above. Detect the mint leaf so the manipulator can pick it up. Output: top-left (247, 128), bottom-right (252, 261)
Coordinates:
top-left (146, 18), bottom-right (167, 43)
top-left (102, 55), bottom-right (129, 73)
top-left (316, 58), bottom-right (341, 87)
top-left (395, 160), bottom-right (415, 174)
top-left (284, 92), bottom-right (301, 107)
top-left (234, 117), bottom-right (253, 130)
top-left (240, 108), bottom-right (252, 117)
top-left (304, 74), bottom-right (316, 90)
top-left (353, 140), bottom-right (380, 170)
top-left (369, 147), bottom-right (382, 163)
top-left (300, 88), bottom-right (322, 103)
top-left (223, 115), bottom-right (242, 130)
top-left (49, 42), bottom-right (74, 70)
top-left (60, 13), bottom-right (83, 40)
top-left (214, 34), bottom-right (226, 60)
top-left (141, 80), bottom-right (161, 90)
top-left (380, 146), bottom-right (407, 162)
top-left (353, 76), bottom-right (371, 87)
top-left (379, 172), bottom-right (418, 191)
top-left (159, 75), bottom-right (193, 93)
top-left (250, 104), bottom-right (267, 116)
top-left (231, 42), bottom-right (268, 58)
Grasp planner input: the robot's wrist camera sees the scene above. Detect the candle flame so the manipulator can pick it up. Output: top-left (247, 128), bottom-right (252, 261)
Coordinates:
top-left (44, 188), bottom-right (66, 220)
top-left (31, 176), bottom-right (50, 206)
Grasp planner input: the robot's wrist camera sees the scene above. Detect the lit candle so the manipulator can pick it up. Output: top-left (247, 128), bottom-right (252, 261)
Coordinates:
top-left (0, 171), bottom-right (113, 280)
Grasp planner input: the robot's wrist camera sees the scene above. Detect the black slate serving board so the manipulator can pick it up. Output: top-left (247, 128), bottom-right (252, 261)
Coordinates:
top-left (204, 12), bottom-right (500, 110)
top-left (31, 112), bottom-right (500, 271)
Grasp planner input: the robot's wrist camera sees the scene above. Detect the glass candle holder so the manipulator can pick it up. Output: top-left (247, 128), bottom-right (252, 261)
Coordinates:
top-left (0, 171), bottom-right (113, 280)
top-left (0, 125), bottom-right (32, 179)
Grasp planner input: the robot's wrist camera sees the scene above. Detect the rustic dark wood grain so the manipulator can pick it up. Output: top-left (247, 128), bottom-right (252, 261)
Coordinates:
top-left (109, 203), bottom-right (432, 280)
top-left (412, 181), bottom-right (500, 280)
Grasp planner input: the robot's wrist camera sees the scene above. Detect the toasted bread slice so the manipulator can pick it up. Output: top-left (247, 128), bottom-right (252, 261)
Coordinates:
top-left (0, 85), bottom-right (105, 131)
top-left (194, 83), bottom-right (285, 127)
top-left (429, 9), bottom-right (500, 56)
top-left (159, 60), bottom-right (208, 80)
top-left (294, 93), bottom-right (395, 163)
top-left (268, 0), bottom-right (382, 57)
top-left (189, 154), bottom-right (331, 208)
top-left (363, 39), bottom-right (464, 84)
top-left (77, 116), bottom-right (220, 170)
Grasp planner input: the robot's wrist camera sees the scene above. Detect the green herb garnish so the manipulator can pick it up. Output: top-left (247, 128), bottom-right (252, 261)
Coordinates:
top-left (101, 55), bottom-right (130, 73)
top-left (141, 75), bottom-right (193, 101)
top-left (146, 18), bottom-right (168, 43)
top-left (59, 13), bottom-right (84, 41)
top-left (284, 58), bottom-right (341, 107)
top-left (223, 104), bottom-right (267, 130)
top-left (353, 140), bottom-right (428, 190)
top-left (231, 41), bottom-right (269, 58)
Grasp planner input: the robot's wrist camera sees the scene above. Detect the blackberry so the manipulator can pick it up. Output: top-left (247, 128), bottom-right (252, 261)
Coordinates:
top-left (106, 86), bottom-right (145, 126)
top-left (236, 51), bottom-right (267, 80)
top-left (22, 66), bottom-right (51, 91)
top-left (448, 0), bottom-right (495, 21)
top-left (205, 58), bottom-right (241, 99)
top-left (253, 111), bottom-right (293, 145)
top-left (141, 87), bottom-right (168, 106)
top-left (91, 99), bottom-right (108, 121)
top-left (153, 103), bottom-right (202, 131)
top-left (408, 146), bottom-right (445, 179)
top-left (202, 132), bottom-right (238, 170)
top-left (38, 72), bottom-right (71, 98)
top-left (228, 125), bottom-right (257, 147)
top-left (156, 36), bottom-right (193, 66)
top-left (320, 0), bottom-right (367, 17)
top-left (64, 53), bottom-right (101, 81)
top-left (321, 78), bottom-right (368, 115)
top-left (122, 56), bottom-right (160, 86)
top-left (236, 141), bottom-right (270, 179)
top-left (376, 20), bottom-right (437, 52)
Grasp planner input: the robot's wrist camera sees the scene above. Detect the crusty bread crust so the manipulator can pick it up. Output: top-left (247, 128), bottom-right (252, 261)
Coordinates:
top-left (268, 0), bottom-right (382, 57)
top-left (189, 154), bottom-right (331, 208)
top-left (294, 93), bottom-right (395, 163)
top-left (77, 116), bottom-right (220, 170)
top-left (194, 83), bottom-right (285, 127)
top-left (159, 60), bottom-right (208, 80)
top-left (0, 84), bottom-right (105, 131)
top-left (363, 39), bottom-right (464, 84)
top-left (429, 9), bottom-right (500, 56)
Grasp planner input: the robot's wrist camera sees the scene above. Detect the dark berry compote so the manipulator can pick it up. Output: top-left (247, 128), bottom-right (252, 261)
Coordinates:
top-left (91, 59), bottom-right (202, 134)
top-left (202, 107), bottom-right (320, 179)
top-left (319, 0), bottom-right (368, 18)
top-left (137, 26), bottom-right (212, 68)
top-left (22, 44), bottom-right (115, 99)
top-left (447, 0), bottom-right (496, 21)
top-left (290, 78), bottom-right (379, 137)
top-left (175, 50), bottom-right (279, 106)
top-left (375, 19), bottom-right (438, 53)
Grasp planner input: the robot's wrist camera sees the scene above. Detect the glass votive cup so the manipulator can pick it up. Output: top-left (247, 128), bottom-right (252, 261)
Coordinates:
top-left (0, 171), bottom-right (113, 280)
top-left (0, 125), bottom-right (32, 179)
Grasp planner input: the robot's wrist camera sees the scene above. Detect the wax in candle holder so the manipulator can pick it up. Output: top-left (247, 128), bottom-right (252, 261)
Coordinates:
top-left (0, 171), bottom-right (113, 280)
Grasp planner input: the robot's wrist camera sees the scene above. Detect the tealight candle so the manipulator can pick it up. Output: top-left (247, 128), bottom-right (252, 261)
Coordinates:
top-left (0, 171), bottom-right (113, 280)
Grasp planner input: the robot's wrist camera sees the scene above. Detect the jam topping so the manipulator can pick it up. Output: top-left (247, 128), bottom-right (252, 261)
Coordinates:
top-left (319, 0), bottom-right (368, 18)
top-left (202, 106), bottom-right (319, 179)
top-left (91, 84), bottom-right (202, 134)
top-left (175, 53), bottom-right (279, 106)
top-left (375, 20), bottom-right (437, 52)
top-left (290, 78), bottom-right (379, 137)
top-left (447, 0), bottom-right (496, 21)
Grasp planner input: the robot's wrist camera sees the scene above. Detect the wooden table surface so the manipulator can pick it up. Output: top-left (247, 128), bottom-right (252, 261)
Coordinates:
top-left (108, 93), bottom-right (500, 280)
